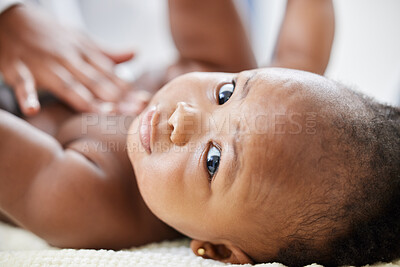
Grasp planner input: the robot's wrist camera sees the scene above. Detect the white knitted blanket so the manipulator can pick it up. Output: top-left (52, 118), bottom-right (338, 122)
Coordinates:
top-left (0, 222), bottom-right (399, 267)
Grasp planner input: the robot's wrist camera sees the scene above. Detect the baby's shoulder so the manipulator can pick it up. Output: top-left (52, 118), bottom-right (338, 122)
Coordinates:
top-left (57, 113), bottom-right (137, 193)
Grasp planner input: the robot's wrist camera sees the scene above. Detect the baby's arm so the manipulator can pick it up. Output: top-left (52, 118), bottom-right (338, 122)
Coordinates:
top-left (0, 110), bottom-right (137, 248)
top-left (271, 0), bottom-right (335, 75)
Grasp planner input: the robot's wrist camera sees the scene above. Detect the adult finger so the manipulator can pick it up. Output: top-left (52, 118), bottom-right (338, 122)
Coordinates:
top-left (36, 64), bottom-right (96, 113)
top-left (58, 55), bottom-right (122, 102)
top-left (1, 61), bottom-right (40, 116)
top-left (118, 90), bottom-right (152, 115)
top-left (82, 49), bottom-right (130, 90)
top-left (78, 33), bottom-right (134, 64)
top-left (102, 50), bottom-right (134, 64)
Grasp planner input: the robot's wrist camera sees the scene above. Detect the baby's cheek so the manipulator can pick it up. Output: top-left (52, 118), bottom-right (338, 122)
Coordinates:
top-left (134, 165), bottom-right (165, 216)
top-left (139, 162), bottom-right (186, 223)
top-left (139, 153), bottom-right (183, 197)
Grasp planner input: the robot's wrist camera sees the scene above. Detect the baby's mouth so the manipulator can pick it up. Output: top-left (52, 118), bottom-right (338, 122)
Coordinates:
top-left (139, 106), bottom-right (159, 154)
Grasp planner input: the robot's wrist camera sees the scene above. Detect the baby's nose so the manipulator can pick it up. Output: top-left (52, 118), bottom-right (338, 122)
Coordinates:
top-left (168, 102), bottom-right (197, 145)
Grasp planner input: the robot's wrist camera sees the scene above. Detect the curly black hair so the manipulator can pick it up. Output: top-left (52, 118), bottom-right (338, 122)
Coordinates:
top-left (274, 88), bottom-right (400, 267)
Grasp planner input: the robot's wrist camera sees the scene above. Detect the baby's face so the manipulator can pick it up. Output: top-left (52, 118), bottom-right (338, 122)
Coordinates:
top-left (127, 68), bottom-right (337, 262)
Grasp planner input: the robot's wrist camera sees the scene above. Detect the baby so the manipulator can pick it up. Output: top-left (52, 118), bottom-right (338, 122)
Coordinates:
top-left (1, 67), bottom-right (399, 266)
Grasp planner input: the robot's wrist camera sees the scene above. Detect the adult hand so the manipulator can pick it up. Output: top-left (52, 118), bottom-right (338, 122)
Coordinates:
top-left (0, 4), bottom-right (134, 116)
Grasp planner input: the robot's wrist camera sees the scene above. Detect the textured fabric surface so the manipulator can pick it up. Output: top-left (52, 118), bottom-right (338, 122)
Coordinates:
top-left (1, 222), bottom-right (399, 267)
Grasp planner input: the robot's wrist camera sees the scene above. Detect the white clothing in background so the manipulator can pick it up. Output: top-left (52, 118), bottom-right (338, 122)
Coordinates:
top-left (0, 0), bottom-right (21, 14)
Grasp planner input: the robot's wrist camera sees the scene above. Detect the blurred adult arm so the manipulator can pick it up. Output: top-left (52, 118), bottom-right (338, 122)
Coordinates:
top-left (270, 0), bottom-right (335, 75)
top-left (0, 0), bottom-right (21, 14)
top-left (0, 3), bottom-right (134, 116)
top-left (168, 0), bottom-right (256, 74)
top-left (126, 0), bottom-right (257, 109)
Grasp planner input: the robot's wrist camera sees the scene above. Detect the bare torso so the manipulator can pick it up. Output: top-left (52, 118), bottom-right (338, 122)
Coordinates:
top-left (0, 101), bottom-right (181, 249)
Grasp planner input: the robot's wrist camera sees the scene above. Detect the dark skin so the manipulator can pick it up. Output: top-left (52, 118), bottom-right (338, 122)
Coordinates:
top-left (133, 0), bottom-right (335, 97)
top-left (0, 106), bottom-right (180, 248)
top-left (128, 68), bottom-right (345, 264)
top-left (0, 67), bottom-right (342, 259)
top-left (271, 0), bottom-right (335, 74)
top-left (0, 4), bottom-right (134, 115)
top-left (0, 0), bottom-right (255, 249)
top-left (129, 0), bottom-right (257, 99)
top-left (0, 0), bottom-right (335, 263)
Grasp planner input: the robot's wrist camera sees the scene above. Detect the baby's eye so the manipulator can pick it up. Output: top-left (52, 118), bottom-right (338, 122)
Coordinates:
top-left (218, 81), bottom-right (235, 105)
top-left (206, 144), bottom-right (221, 180)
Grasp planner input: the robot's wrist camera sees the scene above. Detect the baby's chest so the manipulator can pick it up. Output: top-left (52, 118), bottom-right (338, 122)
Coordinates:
top-left (55, 114), bottom-right (137, 180)
top-left (57, 114), bottom-right (134, 152)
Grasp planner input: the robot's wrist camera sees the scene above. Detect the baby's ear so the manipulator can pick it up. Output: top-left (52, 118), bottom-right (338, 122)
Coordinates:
top-left (190, 239), bottom-right (254, 264)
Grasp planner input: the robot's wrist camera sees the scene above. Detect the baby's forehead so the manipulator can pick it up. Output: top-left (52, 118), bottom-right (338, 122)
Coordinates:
top-left (242, 68), bottom-right (338, 102)
top-left (222, 68), bottom-right (339, 190)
